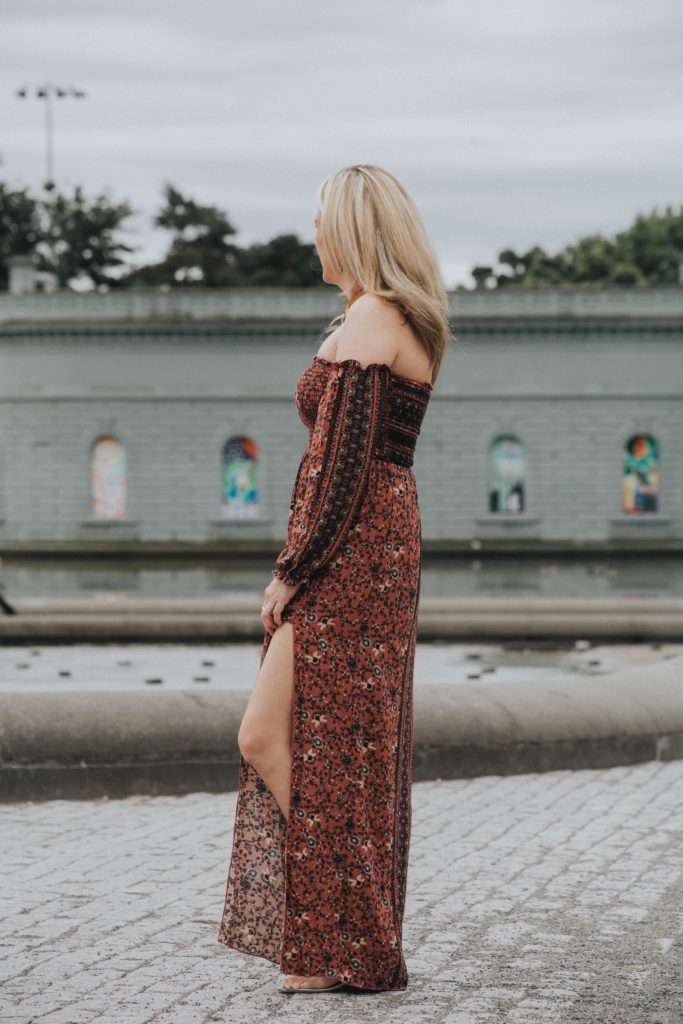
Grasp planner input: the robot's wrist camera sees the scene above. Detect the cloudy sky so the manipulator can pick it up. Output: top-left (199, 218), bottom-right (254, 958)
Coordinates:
top-left (2, 0), bottom-right (682, 287)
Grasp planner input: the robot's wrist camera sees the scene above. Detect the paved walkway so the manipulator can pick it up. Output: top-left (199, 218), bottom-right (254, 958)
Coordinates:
top-left (2, 761), bottom-right (682, 1024)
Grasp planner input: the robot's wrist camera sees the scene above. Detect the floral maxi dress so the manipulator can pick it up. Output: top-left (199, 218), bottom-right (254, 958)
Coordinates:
top-left (217, 353), bottom-right (433, 991)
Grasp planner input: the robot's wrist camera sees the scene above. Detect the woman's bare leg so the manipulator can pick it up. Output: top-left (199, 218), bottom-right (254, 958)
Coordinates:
top-left (237, 622), bottom-right (342, 991)
top-left (237, 621), bottom-right (294, 819)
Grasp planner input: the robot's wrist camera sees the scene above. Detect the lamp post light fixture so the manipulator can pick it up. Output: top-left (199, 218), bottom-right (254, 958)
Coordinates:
top-left (15, 83), bottom-right (87, 191)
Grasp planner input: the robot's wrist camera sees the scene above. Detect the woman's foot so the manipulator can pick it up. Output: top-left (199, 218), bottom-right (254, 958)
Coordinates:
top-left (279, 972), bottom-right (343, 991)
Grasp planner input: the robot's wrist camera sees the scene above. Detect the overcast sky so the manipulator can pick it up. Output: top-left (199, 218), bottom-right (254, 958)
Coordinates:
top-left (2, 0), bottom-right (682, 287)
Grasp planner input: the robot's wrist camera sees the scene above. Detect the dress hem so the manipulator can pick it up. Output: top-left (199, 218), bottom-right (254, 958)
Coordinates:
top-left (216, 934), bottom-right (409, 992)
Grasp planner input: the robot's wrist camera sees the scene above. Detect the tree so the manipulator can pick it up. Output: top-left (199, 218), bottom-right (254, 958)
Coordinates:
top-left (473, 205), bottom-right (683, 288)
top-left (36, 185), bottom-right (135, 288)
top-left (237, 233), bottom-right (322, 286)
top-left (123, 183), bottom-right (242, 287)
top-left (0, 183), bottom-right (42, 289)
top-left (496, 245), bottom-right (572, 287)
top-left (471, 265), bottom-right (495, 289)
top-left (123, 184), bottom-right (324, 288)
top-left (0, 177), bottom-right (333, 290)
top-left (0, 182), bottom-right (134, 290)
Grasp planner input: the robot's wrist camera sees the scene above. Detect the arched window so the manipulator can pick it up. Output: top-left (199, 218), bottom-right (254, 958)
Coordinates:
top-left (91, 436), bottom-right (126, 519)
top-left (489, 436), bottom-right (525, 514)
top-left (221, 435), bottom-right (260, 518)
top-left (623, 434), bottom-right (659, 514)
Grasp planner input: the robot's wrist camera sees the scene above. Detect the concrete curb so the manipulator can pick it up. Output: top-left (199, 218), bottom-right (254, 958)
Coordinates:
top-left (2, 597), bottom-right (683, 642)
top-left (1, 655), bottom-right (682, 802)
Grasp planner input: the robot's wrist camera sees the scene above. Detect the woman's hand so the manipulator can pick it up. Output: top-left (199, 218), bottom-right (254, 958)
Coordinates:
top-left (261, 576), bottom-right (303, 635)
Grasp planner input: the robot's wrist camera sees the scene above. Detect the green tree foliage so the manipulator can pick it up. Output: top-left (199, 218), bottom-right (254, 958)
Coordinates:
top-left (123, 183), bottom-right (322, 287)
top-left (236, 233), bottom-right (322, 286)
top-left (123, 183), bottom-right (242, 287)
top-left (1, 178), bottom-right (323, 290)
top-left (0, 183), bottom-right (42, 289)
top-left (472, 205), bottom-right (683, 288)
top-left (0, 181), bottom-right (134, 289)
top-left (470, 265), bottom-right (494, 289)
top-left (37, 185), bottom-right (135, 288)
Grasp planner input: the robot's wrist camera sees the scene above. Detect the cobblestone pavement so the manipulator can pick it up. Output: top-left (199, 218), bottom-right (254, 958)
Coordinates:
top-left (2, 761), bottom-right (682, 1024)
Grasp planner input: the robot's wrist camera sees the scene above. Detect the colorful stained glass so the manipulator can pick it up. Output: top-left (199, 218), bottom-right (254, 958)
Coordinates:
top-left (91, 437), bottom-right (126, 518)
top-left (623, 435), bottom-right (659, 514)
top-left (489, 436), bottom-right (525, 514)
top-left (221, 435), bottom-right (260, 518)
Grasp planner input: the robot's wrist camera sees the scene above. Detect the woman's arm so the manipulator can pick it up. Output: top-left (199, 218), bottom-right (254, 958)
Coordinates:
top-left (272, 358), bottom-right (392, 586)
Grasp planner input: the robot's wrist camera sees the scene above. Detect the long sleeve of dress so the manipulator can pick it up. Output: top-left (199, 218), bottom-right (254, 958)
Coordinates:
top-left (272, 359), bottom-right (391, 587)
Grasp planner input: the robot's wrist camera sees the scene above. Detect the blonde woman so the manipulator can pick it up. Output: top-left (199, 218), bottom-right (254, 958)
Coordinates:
top-left (218, 164), bottom-right (453, 994)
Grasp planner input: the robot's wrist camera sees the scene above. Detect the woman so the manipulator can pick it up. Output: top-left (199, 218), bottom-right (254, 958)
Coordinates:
top-left (217, 164), bottom-right (453, 994)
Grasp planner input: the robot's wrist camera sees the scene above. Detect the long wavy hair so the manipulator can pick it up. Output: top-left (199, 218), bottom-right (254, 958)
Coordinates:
top-left (316, 164), bottom-right (455, 383)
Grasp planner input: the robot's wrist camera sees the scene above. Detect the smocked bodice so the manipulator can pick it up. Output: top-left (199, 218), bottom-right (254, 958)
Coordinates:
top-left (295, 355), bottom-right (432, 468)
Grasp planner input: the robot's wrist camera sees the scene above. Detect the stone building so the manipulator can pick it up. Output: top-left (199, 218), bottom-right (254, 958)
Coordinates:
top-left (0, 286), bottom-right (681, 553)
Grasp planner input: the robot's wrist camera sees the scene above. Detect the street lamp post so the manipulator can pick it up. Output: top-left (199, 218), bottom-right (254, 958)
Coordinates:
top-left (15, 83), bottom-right (87, 190)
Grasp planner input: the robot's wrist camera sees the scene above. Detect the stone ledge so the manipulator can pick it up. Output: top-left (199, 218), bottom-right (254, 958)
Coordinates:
top-left (2, 284), bottom-right (683, 325)
top-left (1, 656), bottom-right (682, 802)
top-left (1, 597), bottom-right (682, 642)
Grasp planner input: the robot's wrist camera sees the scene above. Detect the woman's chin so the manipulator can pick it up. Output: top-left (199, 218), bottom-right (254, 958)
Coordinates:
top-left (320, 265), bottom-right (341, 287)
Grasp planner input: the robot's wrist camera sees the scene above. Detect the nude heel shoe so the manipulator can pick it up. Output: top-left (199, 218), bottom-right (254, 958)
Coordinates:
top-left (279, 975), bottom-right (346, 994)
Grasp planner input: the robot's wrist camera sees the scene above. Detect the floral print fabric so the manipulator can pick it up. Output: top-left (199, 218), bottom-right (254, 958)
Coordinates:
top-left (217, 355), bottom-right (432, 991)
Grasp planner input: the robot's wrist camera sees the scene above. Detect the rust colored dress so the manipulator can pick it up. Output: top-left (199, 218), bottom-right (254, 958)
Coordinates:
top-left (217, 352), bottom-right (433, 991)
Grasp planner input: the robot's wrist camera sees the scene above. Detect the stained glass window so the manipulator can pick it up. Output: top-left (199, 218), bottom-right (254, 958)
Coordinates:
top-left (91, 436), bottom-right (126, 519)
top-left (489, 436), bottom-right (525, 514)
top-left (623, 435), bottom-right (659, 514)
top-left (221, 435), bottom-right (260, 518)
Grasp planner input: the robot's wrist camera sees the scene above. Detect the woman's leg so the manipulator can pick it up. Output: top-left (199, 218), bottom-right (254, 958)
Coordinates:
top-left (238, 622), bottom-right (342, 991)
top-left (237, 621), bottom-right (294, 820)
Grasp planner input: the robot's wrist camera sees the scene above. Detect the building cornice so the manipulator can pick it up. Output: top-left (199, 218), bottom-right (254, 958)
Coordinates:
top-left (0, 285), bottom-right (682, 327)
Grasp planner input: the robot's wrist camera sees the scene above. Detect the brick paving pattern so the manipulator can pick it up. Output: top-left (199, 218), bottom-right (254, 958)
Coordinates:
top-left (2, 761), bottom-right (682, 1023)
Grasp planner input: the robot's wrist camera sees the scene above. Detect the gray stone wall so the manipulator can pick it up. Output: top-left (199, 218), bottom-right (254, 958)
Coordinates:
top-left (0, 287), bottom-right (680, 550)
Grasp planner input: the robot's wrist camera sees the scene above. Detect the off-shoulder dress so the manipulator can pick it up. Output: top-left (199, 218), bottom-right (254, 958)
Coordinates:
top-left (217, 352), bottom-right (433, 991)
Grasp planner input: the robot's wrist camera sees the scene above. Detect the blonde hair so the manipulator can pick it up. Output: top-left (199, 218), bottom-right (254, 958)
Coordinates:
top-left (316, 163), bottom-right (455, 382)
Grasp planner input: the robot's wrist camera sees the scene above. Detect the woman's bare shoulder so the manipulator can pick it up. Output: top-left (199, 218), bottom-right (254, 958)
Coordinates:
top-left (350, 293), bottom-right (405, 325)
top-left (333, 293), bottom-right (402, 367)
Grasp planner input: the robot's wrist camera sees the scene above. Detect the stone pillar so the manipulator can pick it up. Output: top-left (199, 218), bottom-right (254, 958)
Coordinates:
top-left (7, 255), bottom-right (38, 294)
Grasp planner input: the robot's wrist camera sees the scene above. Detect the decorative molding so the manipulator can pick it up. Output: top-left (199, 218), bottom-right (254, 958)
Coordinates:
top-left (78, 519), bottom-right (140, 528)
top-left (208, 518), bottom-right (274, 528)
top-left (475, 515), bottom-right (540, 526)
top-left (2, 284), bottom-right (683, 328)
top-left (609, 516), bottom-right (672, 527)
